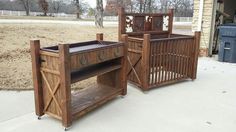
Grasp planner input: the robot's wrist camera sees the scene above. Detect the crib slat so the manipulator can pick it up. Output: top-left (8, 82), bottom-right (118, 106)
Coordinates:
top-left (166, 40), bottom-right (170, 82)
top-left (170, 40), bottom-right (174, 81)
top-left (150, 43), bottom-right (154, 85)
top-left (185, 39), bottom-right (189, 77)
top-left (156, 42), bottom-right (161, 85)
top-left (163, 41), bottom-right (167, 82)
top-left (173, 40), bottom-right (177, 80)
top-left (182, 39), bottom-right (187, 78)
top-left (159, 41), bottom-right (163, 83)
top-left (180, 39), bottom-right (184, 79)
top-left (155, 42), bottom-right (159, 85)
top-left (153, 43), bottom-right (157, 85)
top-left (177, 39), bottom-right (181, 79)
top-left (167, 40), bottom-right (171, 81)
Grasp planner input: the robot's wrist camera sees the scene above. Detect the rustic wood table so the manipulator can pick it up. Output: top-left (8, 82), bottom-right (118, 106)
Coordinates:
top-left (30, 34), bottom-right (128, 130)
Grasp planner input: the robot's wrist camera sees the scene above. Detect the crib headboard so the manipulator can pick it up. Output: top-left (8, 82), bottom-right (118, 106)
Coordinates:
top-left (118, 7), bottom-right (174, 40)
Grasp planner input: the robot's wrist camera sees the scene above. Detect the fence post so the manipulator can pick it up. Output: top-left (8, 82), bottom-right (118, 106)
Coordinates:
top-left (192, 31), bottom-right (201, 80)
top-left (121, 34), bottom-right (128, 95)
top-left (118, 7), bottom-right (126, 41)
top-left (96, 33), bottom-right (103, 41)
top-left (30, 40), bottom-right (44, 117)
top-left (142, 34), bottom-right (151, 90)
top-left (168, 9), bottom-right (174, 35)
top-left (59, 44), bottom-right (72, 128)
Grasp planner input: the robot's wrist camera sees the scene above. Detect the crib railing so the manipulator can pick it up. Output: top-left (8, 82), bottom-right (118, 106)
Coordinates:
top-left (126, 32), bottom-right (200, 90)
top-left (149, 36), bottom-right (195, 88)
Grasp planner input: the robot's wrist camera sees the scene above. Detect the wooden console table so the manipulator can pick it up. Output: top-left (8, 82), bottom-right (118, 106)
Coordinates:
top-left (30, 34), bottom-right (128, 129)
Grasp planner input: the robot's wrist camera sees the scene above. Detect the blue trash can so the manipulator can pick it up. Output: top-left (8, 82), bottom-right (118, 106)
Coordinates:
top-left (218, 24), bottom-right (236, 63)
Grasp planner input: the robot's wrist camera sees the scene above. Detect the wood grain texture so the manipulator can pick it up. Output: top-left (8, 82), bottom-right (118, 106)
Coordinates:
top-left (31, 38), bottom-right (127, 128)
top-left (119, 7), bottom-right (199, 91)
top-left (142, 34), bottom-right (150, 90)
top-left (59, 44), bottom-right (72, 127)
top-left (30, 40), bottom-right (44, 117)
top-left (121, 34), bottom-right (128, 95)
top-left (192, 32), bottom-right (201, 79)
top-left (125, 34), bottom-right (198, 90)
top-left (118, 7), bottom-right (174, 40)
top-left (96, 33), bottom-right (103, 41)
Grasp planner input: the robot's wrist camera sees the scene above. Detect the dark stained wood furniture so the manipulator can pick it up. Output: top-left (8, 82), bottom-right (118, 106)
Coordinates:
top-left (30, 34), bottom-right (128, 129)
top-left (118, 8), bottom-right (201, 91)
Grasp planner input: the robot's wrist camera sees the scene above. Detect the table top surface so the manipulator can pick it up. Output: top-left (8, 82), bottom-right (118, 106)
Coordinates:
top-left (42, 41), bottom-right (122, 53)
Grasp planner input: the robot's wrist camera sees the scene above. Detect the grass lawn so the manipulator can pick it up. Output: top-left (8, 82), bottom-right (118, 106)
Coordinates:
top-left (0, 24), bottom-right (118, 90)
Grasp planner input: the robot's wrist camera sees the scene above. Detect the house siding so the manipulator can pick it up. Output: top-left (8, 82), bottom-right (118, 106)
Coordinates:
top-left (193, 0), bottom-right (214, 56)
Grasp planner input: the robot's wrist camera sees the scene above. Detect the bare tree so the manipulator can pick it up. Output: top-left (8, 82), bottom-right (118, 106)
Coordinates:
top-left (95, 0), bottom-right (104, 28)
top-left (146, 0), bottom-right (153, 13)
top-left (52, 0), bottom-right (63, 14)
top-left (38, 0), bottom-right (48, 16)
top-left (18, 0), bottom-right (30, 16)
top-left (138, 0), bottom-right (143, 13)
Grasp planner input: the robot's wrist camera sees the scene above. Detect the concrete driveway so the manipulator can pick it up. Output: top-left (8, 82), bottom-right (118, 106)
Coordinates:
top-left (0, 57), bottom-right (236, 132)
top-left (0, 19), bottom-right (192, 27)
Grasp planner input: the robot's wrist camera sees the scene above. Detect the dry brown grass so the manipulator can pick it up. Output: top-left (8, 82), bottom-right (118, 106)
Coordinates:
top-left (0, 24), bottom-right (118, 90)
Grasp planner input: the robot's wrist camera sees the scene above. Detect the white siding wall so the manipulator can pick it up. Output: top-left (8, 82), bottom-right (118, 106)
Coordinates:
top-left (193, 0), bottom-right (214, 56)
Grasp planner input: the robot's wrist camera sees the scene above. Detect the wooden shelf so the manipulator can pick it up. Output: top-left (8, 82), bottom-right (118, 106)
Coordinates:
top-left (71, 62), bottom-right (121, 83)
top-left (31, 34), bottom-right (127, 128)
top-left (71, 83), bottom-right (123, 119)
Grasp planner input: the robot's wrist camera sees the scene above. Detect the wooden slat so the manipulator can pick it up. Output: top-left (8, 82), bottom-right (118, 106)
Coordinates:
top-left (163, 40), bottom-right (168, 82)
top-left (158, 41), bottom-right (163, 84)
top-left (181, 40), bottom-right (185, 78)
top-left (154, 42), bottom-right (159, 85)
top-left (167, 40), bottom-right (171, 81)
top-left (71, 84), bottom-right (123, 119)
top-left (170, 40), bottom-right (174, 81)
top-left (40, 50), bottom-right (59, 57)
top-left (125, 13), bottom-right (170, 17)
top-left (174, 39), bottom-right (178, 80)
top-left (40, 68), bottom-right (60, 75)
top-left (128, 49), bottom-right (142, 54)
top-left (126, 31), bottom-right (169, 36)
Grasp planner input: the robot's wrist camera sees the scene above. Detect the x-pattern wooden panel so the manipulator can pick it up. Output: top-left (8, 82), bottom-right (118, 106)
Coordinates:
top-left (127, 56), bottom-right (142, 84)
top-left (41, 71), bottom-right (62, 115)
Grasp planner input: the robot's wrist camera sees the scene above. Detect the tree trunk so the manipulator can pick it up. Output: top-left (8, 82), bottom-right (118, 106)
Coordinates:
top-left (143, 0), bottom-right (147, 13)
top-left (139, 0), bottom-right (143, 13)
top-left (21, 0), bottom-right (30, 16)
top-left (148, 0), bottom-right (152, 13)
top-left (26, 0), bottom-right (30, 16)
top-left (95, 0), bottom-right (103, 28)
top-left (75, 0), bottom-right (80, 19)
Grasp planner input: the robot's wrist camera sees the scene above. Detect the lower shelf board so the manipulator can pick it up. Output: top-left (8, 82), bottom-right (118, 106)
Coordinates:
top-left (71, 84), bottom-right (123, 119)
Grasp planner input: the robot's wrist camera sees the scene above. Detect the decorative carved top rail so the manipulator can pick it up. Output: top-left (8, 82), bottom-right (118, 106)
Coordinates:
top-left (118, 8), bottom-right (174, 40)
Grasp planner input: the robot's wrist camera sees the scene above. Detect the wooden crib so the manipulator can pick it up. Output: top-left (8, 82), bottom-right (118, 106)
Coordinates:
top-left (118, 8), bottom-right (201, 91)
